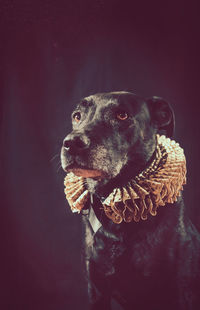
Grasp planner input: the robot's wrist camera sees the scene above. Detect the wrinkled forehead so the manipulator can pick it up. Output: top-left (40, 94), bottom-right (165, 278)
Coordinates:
top-left (77, 92), bottom-right (145, 114)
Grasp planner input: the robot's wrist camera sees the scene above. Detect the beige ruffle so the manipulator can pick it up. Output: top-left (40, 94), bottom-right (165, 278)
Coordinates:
top-left (64, 135), bottom-right (186, 224)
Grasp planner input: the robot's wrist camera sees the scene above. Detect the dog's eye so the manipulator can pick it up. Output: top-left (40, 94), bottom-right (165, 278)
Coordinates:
top-left (73, 112), bottom-right (81, 123)
top-left (116, 111), bottom-right (129, 121)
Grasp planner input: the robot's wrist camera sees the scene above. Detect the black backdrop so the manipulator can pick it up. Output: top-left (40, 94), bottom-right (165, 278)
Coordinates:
top-left (1, 1), bottom-right (200, 309)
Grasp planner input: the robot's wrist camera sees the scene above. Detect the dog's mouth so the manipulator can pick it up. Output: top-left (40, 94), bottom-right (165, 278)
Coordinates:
top-left (65, 165), bottom-right (107, 180)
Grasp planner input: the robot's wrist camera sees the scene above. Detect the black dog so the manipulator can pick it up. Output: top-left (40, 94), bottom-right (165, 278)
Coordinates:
top-left (61, 92), bottom-right (200, 310)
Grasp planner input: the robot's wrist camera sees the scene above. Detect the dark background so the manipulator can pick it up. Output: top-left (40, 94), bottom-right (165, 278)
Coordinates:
top-left (1, 0), bottom-right (200, 309)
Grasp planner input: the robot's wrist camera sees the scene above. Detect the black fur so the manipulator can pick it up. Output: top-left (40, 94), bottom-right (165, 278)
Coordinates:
top-left (61, 91), bottom-right (200, 310)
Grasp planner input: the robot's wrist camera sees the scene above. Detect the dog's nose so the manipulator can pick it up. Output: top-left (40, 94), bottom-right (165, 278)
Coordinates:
top-left (63, 134), bottom-right (90, 153)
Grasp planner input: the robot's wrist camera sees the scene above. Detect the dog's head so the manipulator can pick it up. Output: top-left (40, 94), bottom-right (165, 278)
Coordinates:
top-left (61, 92), bottom-right (174, 196)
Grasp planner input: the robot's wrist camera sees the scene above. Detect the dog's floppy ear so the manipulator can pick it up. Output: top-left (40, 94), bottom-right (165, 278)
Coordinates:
top-left (146, 96), bottom-right (175, 137)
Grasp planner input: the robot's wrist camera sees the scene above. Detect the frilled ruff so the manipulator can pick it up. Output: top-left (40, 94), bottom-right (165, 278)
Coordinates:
top-left (64, 135), bottom-right (186, 224)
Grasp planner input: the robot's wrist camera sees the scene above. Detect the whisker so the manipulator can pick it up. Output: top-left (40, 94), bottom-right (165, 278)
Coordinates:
top-left (56, 160), bottom-right (61, 167)
top-left (50, 154), bottom-right (59, 162)
top-left (57, 164), bottom-right (62, 173)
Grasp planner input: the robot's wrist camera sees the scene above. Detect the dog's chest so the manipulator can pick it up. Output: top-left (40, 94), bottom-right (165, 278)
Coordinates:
top-left (84, 215), bottom-right (159, 279)
top-left (84, 211), bottom-right (181, 282)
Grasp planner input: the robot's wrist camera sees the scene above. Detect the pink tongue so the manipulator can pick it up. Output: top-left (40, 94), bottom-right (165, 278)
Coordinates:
top-left (69, 168), bottom-right (105, 178)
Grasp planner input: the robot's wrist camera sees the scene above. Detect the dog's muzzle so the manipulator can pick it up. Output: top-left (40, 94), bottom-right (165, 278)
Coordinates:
top-left (61, 132), bottom-right (107, 179)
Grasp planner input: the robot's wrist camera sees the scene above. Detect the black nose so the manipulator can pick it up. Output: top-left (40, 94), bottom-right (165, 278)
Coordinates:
top-left (63, 134), bottom-right (90, 153)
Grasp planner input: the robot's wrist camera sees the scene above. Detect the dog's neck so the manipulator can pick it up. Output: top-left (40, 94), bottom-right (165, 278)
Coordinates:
top-left (64, 135), bottom-right (186, 225)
